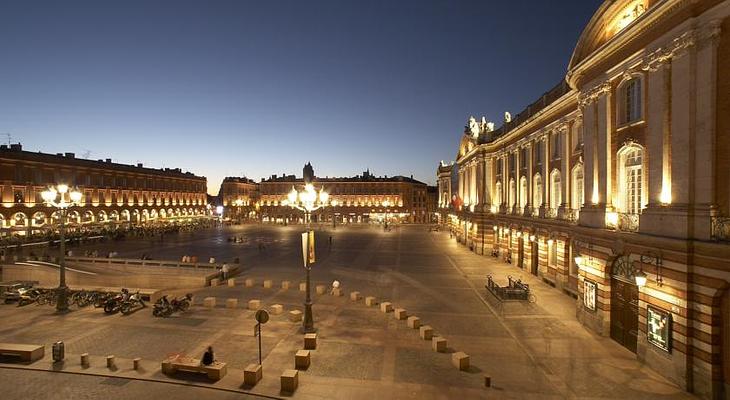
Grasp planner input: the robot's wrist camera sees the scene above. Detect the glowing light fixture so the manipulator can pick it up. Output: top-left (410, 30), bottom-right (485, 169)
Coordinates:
top-left (634, 269), bottom-right (647, 287)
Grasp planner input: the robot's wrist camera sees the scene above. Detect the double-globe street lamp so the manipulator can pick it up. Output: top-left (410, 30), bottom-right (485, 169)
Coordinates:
top-left (285, 183), bottom-right (329, 333)
top-left (41, 184), bottom-right (83, 312)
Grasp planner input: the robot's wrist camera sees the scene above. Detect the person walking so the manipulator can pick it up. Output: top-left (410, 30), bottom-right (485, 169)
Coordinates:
top-left (221, 263), bottom-right (229, 281)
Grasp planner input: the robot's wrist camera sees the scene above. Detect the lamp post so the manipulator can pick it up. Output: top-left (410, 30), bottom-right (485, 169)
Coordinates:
top-left (383, 200), bottom-right (390, 230)
top-left (41, 184), bottom-right (82, 312)
top-left (286, 184), bottom-right (329, 333)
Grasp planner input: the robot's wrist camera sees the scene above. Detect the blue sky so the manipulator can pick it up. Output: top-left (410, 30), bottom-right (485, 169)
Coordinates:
top-left (0, 1), bottom-right (599, 194)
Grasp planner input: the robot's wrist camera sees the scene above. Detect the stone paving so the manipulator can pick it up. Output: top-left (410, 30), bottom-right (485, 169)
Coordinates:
top-left (0, 224), bottom-right (696, 399)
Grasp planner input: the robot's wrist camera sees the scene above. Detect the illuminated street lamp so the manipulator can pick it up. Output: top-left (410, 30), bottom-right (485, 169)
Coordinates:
top-left (285, 183), bottom-right (329, 333)
top-left (41, 184), bottom-right (83, 312)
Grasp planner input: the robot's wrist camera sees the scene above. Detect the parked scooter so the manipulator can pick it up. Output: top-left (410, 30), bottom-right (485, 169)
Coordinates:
top-left (103, 289), bottom-right (128, 314)
top-left (120, 290), bottom-right (145, 315)
top-left (170, 293), bottom-right (192, 313)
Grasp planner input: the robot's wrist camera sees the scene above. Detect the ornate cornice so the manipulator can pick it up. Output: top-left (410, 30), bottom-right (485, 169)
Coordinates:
top-left (641, 29), bottom-right (696, 71)
top-left (578, 81), bottom-right (611, 107)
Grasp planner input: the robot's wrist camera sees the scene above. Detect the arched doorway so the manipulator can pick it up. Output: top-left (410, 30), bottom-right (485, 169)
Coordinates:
top-left (610, 255), bottom-right (639, 353)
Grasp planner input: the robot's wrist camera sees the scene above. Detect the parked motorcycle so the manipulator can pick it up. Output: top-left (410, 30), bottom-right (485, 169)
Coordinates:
top-left (171, 293), bottom-right (192, 313)
top-left (152, 296), bottom-right (173, 317)
top-left (120, 290), bottom-right (145, 315)
top-left (103, 289), bottom-right (128, 314)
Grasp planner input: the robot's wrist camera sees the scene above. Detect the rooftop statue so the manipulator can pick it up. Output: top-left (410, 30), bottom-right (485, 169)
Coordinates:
top-left (467, 116), bottom-right (480, 138)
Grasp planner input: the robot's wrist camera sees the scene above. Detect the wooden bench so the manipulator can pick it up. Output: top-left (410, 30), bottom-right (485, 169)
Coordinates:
top-left (161, 356), bottom-right (227, 380)
top-left (0, 343), bottom-right (44, 362)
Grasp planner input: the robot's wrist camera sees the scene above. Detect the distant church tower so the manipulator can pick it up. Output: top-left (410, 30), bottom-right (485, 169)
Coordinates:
top-left (303, 162), bottom-right (315, 183)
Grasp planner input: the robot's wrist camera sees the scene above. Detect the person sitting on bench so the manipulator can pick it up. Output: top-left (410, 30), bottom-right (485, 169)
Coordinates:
top-left (202, 346), bottom-right (215, 366)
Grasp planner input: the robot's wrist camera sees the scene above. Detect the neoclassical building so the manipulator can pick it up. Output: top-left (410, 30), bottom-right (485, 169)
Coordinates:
top-left (438, 1), bottom-right (730, 398)
top-left (218, 176), bottom-right (259, 221)
top-left (1, 144), bottom-right (209, 236)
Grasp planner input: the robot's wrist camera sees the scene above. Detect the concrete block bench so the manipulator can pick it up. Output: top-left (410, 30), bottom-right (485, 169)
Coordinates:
top-left (133, 357), bottom-right (141, 370)
top-left (210, 278), bottom-right (220, 287)
top-left (365, 296), bottom-right (377, 306)
top-left (0, 343), bottom-right (44, 362)
top-left (419, 325), bottom-right (433, 340)
top-left (270, 304), bottom-right (283, 315)
top-left (282, 281), bottom-right (291, 290)
top-left (226, 298), bottom-right (238, 308)
top-left (248, 299), bottom-right (261, 310)
top-left (315, 285), bottom-right (326, 295)
top-left (263, 280), bottom-right (272, 289)
top-left (162, 357), bottom-right (227, 381)
top-left (380, 302), bottom-right (393, 313)
top-left (203, 297), bottom-right (216, 308)
top-left (106, 355), bottom-right (115, 368)
top-left (280, 369), bottom-right (299, 393)
top-left (394, 308), bottom-right (407, 320)
top-left (407, 316), bottom-right (421, 329)
top-left (452, 352), bottom-right (470, 370)
top-left (289, 310), bottom-right (303, 322)
top-left (227, 279), bottom-right (235, 287)
top-left (295, 350), bottom-right (310, 370)
top-left (304, 333), bottom-right (317, 350)
top-left (432, 336), bottom-right (447, 353)
top-left (245, 278), bottom-right (254, 288)
top-left (80, 353), bottom-right (89, 366)
top-left (299, 282), bottom-right (306, 292)
top-left (350, 291), bottom-right (361, 301)
top-left (244, 363), bottom-right (262, 386)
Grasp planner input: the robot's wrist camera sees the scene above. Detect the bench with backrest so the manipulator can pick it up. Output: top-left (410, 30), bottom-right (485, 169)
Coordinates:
top-left (0, 343), bottom-right (45, 362)
top-left (161, 356), bottom-right (227, 380)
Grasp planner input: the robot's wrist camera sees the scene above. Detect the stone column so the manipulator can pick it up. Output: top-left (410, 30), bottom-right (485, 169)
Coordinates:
top-left (596, 93), bottom-right (611, 210)
top-left (578, 87), bottom-right (607, 228)
top-left (515, 148), bottom-right (521, 213)
top-left (559, 126), bottom-right (569, 218)
top-left (542, 136), bottom-right (549, 216)
top-left (526, 143), bottom-right (533, 215)
top-left (482, 156), bottom-right (492, 210)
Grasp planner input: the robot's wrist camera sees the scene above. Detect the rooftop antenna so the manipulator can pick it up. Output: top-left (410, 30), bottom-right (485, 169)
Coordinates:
top-left (4, 133), bottom-right (11, 146)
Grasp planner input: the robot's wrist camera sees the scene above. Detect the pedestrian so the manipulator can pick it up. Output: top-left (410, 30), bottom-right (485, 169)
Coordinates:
top-left (201, 346), bottom-right (215, 366)
top-left (330, 280), bottom-right (340, 295)
top-left (221, 263), bottom-right (229, 281)
top-left (328, 235), bottom-right (332, 246)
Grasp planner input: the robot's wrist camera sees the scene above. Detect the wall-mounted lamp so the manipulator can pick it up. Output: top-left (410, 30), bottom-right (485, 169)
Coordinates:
top-left (492, 225), bottom-right (498, 231)
top-left (529, 234), bottom-right (536, 242)
top-left (634, 269), bottom-right (647, 287)
top-left (640, 250), bottom-right (663, 287)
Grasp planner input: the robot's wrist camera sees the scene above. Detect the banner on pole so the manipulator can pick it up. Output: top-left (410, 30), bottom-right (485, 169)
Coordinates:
top-left (301, 230), bottom-right (316, 267)
top-left (301, 232), bottom-right (308, 267)
top-left (308, 230), bottom-right (316, 265)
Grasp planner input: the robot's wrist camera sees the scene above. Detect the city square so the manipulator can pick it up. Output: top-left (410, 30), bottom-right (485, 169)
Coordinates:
top-left (2, 0), bottom-right (730, 399)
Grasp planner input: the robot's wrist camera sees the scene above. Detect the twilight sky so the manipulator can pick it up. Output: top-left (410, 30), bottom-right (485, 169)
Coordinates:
top-left (1, 1), bottom-right (599, 194)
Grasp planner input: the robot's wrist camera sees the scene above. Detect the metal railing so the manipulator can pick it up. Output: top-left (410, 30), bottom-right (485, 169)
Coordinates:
top-left (617, 213), bottom-right (639, 232)
top-left (712, 216), bottom-right (730, 241)
top-left (485, 275), bottom-right (533, 301)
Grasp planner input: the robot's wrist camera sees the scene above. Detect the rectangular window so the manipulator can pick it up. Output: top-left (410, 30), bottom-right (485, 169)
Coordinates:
top-left (550, 241), bottom-right (558, 266)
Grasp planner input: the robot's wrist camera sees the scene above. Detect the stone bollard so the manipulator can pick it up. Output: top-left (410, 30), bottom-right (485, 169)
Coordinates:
top-left (289, 310), bottom-right (303, 322)
top-left (315, 285), bottom-right (326, 295)
top-left (484, 375), bottom-right (491, 387)
top-left (365, 296), bottom-right (377, 306)
top-left (227, 279), bottom-right (235, 287)
top-left (350, 291), bottom-right (361, 301)
top-left (204, 297), bottom-right (216, 308)
top-left (248, 299), bottom-right (261, 310)
top-left (106, 355), bottom-right (115, 369)
top-left (380, 302), bottom-right (393, 313)
top-left (295, 350), bottom-right (311, 370)
top-left (226, 298), bottom-right (238, 308)
top-left (304, 333), bottom-right (317, 350)
top-left (133, 357), bottom-right (141, 370)
top-left (452, 352), bottom-right (470, 371)
top-left (244, 364), bottom-right (262, 386)
top-left (80, 353), bottom-right (89, 367)
top-left (270, 304), bottom-right (283, 315)
top-left (394, 308), bottom-right (407, 320)
top-left (432, 336), bottom-right (447, 353)
top-left (245, 278), bottom-right (254, 288)
top-left (280, 369), bottom-right (299, 393)
top-left (282, 281), bottom-right (291, 290)
top-left (263, 280), bottom-right (272, 289)
top-left (299, 282), bottom-right (306, 292)
top-left (407, 316), bottom-right (421, 329)
top-left (419, 325), bottom-right (433, 340)
top-left (210, 278), bottom-right (220, 287)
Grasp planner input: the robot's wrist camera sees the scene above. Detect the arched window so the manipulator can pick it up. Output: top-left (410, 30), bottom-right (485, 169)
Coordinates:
top-left (618, 77), bottom-right (643, 125)
top-left (571, 165), bottom-right (584, 210)
top-left (618, 145), bottom-right (645, 214)
top-left (519, 177), bottom-right (527, 211)
top-left (508, 179), bottom-right (516, 209)
top-left (494, 182), bottom-right (502, 207)
top-left (550, 170), bottom-right (562, 209)
top-left (533, 174), bottom-right (543, 208)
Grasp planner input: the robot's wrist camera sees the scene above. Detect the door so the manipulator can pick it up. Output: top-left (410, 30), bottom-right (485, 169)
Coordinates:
top-left (610, 277), bottom-right (639, 353)
top-left (518, 237), bottom-right (524, 269)
top-left (530, 242), bottom-right (538, 276)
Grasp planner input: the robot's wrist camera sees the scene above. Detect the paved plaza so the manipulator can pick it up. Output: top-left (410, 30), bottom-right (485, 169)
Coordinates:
top-left (0, 225), bottom-right (695, 399)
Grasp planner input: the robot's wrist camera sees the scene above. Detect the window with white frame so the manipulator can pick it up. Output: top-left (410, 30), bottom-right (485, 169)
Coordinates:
top-left (550, 170), bottom-right (561, 209)
top-left (571, 165), bottom-right (584, 209)
top-left (519, 177), bottom-right (527, 211)
top-left (619, 77), bottom-right (642, 125)
top-left (533, 174), bottom-right (543, 208)
top-left (618, 146), bottom-right (644, 214)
